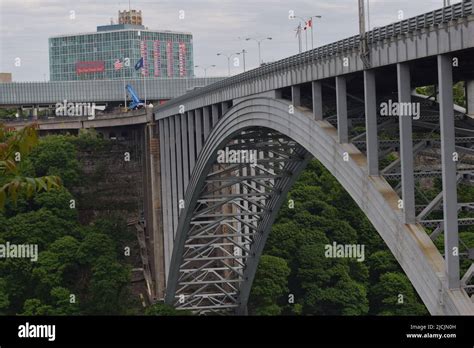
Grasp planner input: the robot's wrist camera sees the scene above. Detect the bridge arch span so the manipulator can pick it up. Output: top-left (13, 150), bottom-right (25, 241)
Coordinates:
top-left (165, 96), bottom-right (474, 315)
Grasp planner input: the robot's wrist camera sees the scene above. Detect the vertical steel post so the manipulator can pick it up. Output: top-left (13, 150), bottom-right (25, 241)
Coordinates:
top-left (336, 76), bottom-right (349, 143)
top-left (187, 111), bottom-right (196, 173)
top-left (312, 81), bottom-right (323, 121)
top-left (438, 54), bottom-right (460, 289)
top-left (292, 85), bottom-right (301, 107)
top-left (364, 69), bottom-right (379, 175)
top-left (397, 63), bottom-right (416, 224)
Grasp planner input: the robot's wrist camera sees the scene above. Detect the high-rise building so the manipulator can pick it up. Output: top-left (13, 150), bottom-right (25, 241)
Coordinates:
top-left (49, 10), bottom-right (193, 81)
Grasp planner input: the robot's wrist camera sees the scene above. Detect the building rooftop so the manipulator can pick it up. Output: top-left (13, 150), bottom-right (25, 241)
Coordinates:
top-left (49, 9), bottom-right (192, 38)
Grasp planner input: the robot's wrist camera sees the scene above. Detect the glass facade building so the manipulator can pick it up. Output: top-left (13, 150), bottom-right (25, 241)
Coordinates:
top-left (49, 24), bottom-right (194, 81)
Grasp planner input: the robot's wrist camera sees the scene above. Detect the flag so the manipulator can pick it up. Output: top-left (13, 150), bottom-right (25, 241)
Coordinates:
top-left (114, 59), bottom-right (123, 71)
top-left (307, 19), bottom-right (313, 28)
top-left (135, 57), bottom-right (144, 70)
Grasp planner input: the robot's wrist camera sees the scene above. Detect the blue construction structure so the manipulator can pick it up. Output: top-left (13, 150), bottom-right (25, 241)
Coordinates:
top-left (126, 84), bottom-right (145, 110)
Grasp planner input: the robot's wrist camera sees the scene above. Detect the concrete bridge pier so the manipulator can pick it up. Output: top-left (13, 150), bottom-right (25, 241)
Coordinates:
top-left (143, 108), bottom-right (166, 301)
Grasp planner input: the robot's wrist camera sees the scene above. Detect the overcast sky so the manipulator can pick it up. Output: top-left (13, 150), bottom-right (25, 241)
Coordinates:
top-left (0, 0), bottom-right (462, 81)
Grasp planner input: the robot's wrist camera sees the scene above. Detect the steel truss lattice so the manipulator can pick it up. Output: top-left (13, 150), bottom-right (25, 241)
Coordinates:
top-left (172, 128), bottom-right (310, 314)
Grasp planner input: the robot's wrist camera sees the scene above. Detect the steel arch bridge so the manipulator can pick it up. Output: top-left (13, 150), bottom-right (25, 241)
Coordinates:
top-left (158, 97), bottom-right (473, 315)
top-left (146, 1), bottom-right (474, 316)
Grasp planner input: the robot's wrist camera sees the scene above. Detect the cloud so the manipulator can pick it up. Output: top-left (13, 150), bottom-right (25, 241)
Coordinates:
top-left (0, 0), bottom-right (463, 81)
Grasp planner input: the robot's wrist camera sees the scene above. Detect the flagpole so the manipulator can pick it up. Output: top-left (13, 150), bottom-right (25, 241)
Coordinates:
top-left (298, 23), bottom-right (302, 53)
top-left (123, 64), bottom-right (126, 110)
top-left (143, 67), bottom-right (147, 107)
top-left (305, 28), bottom-right (308, 51)
top-left (311, 22), bottom-right (314, 50)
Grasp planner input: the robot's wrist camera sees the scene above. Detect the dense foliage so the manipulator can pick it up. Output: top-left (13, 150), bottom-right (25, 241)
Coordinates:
top-left (248, 160), bottom-right (429, 316)
top-left (0, 132), bottom-right (140, 315)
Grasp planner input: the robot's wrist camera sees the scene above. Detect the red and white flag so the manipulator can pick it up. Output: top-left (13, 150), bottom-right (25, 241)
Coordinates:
top-left (114, 59), bottom-right (123, 71)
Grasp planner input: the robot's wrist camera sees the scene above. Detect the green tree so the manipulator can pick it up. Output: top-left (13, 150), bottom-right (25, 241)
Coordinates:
top-left (0, 124), bottom-right (61, 209)
top-left (370, 272), bottom-right (428, 316)
top-left (25, 135), bottom-right (80, 189)
top-left (0, 278), bottom-right (9, 314)
top-left (21, 299), bottom-right (54, 316)
top-left (145, 302), bottom-right (191, 316)
top-left (249, 255), bottom-right (291, 316)
top-left (85, 256), bottom-right (130, 314)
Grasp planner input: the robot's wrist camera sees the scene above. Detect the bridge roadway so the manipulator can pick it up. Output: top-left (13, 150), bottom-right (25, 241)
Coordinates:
top-left (3, 1), bottom-right (474, 315)
top-left (0, 77), bottom-right (224, 107)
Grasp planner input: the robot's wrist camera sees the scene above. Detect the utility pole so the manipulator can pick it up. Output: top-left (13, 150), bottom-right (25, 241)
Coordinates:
top-left (217, 52), bottom-right (240, 76)
top-left (366, 0), bottom-right (371, 31)
top-left (246, 37), bottom-right (272, 66)
top-left (296, 23), bottom-right (302, 53)
top-left (310, 15), bottom-right (322, 50)
top-left (240, 49), bottom-right (247, 72)
top-left (359, 0), bottom-right (370, 68)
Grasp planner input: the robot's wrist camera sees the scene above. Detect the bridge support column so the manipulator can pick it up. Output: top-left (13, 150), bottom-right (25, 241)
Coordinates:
top-left (160, 119), bottom-right (173, 289)
top-left (336, 76), bottom-right (348, 143)
top-left (221, 101), bottom-right (230, 117)
top-left (181, 114), bottom-right (190, 189)
top-left (364, 70), bottom-right (379, 176)
top-left (466, 79), bottom-right (474, 117)
top-left (312, 81), bottom-right (323, 121)
top-left (291, 85), bottom-right (301, 107)
top-left (169, 117), bottom-right (179, 236)
top-left (174, 115), bottom-right (184, 217)
top-left (146, 121), bottom-right (166, 300)
top-left (187, 111), bottom-right (196, 173)
top-left (212, 104), bottom-right (219, 126)
top-left (438, 54), bottom-right (460, 289)
top-left (203, 107), bottom-right (211, 140)
top-left (397, 63), bottom-right (416, 224)
top-left (195, 109), bottom-right (203, 155)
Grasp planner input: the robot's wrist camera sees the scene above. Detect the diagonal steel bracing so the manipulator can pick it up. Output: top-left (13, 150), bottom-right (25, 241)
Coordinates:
top-left (170, 128), bottom-right (310, 314)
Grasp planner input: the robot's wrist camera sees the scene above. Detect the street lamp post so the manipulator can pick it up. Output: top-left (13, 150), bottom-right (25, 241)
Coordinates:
top-left (245, 37), bottom-right (272, 66)
top-left (310, 15), bottom-right (322, 50)
top-left (194, 64), bottom-right (216, 86)
top-left (240, 49), bottom-right (247, 72)
top-left (217, 52), bottom-right (240, 76)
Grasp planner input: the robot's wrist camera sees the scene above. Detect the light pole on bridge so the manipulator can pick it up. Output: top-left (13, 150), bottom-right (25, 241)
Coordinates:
top-left (245, 37), bottom-right (272, 66)
top-left (217, 52), bottom-right (241, 76)
top-left (194, 64), bottom-right (216, 86)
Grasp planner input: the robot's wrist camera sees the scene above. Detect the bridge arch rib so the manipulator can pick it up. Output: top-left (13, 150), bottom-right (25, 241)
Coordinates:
top-left (165, 96), bottom-right (474, 316)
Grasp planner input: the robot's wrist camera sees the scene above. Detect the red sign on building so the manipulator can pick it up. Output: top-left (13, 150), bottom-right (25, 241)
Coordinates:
top-left (167, 41), bottom-right (173, 77)
top-left (140, 40), bottom-right (149, 77)
top-left (153, 41), bottom-right (161, 77)
top-left (178, 42), bottom-right (186, 77)
top-left (76, 61), bottom-right (105, 74)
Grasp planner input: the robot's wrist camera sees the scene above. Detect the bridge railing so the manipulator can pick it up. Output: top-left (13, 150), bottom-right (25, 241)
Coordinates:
top-left (155, 1), bottom-right (473, 113)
